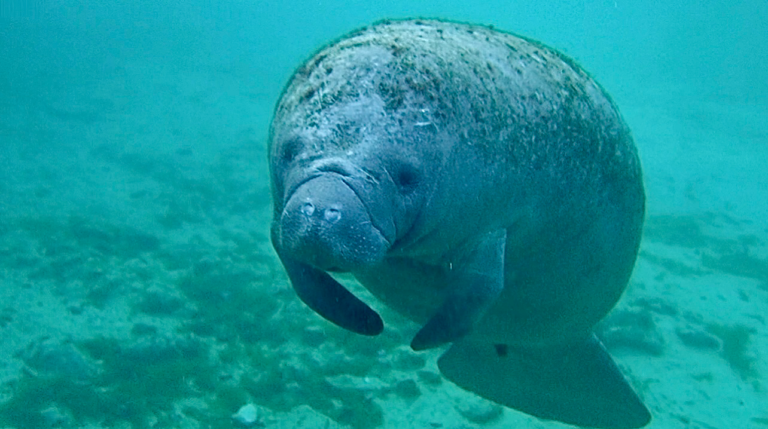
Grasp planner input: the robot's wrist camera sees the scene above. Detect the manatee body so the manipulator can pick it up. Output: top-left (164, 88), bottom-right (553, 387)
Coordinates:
top-left (269, 19), bottom-right (649, 428)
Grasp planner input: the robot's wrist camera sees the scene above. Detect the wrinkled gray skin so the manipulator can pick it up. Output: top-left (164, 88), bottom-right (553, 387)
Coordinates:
top-left (269, 19), bottom-right (649, 429)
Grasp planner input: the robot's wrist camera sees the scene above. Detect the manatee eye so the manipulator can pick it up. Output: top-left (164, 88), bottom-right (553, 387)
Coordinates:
top-left (393, 162), bottom-right (420, 193)
top-left (279, 136), bottom-right (304, 164)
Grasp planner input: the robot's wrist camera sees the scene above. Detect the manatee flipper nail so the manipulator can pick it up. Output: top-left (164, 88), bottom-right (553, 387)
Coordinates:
top-left (279, 253), bottom-right (383, 336)
top-left (411, 230), bottom-right (506, 350)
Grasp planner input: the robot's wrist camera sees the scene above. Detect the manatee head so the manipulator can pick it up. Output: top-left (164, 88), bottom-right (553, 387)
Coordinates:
top-left (269, 89), bottom-right (443, 273)
top-left (274, 153), bottom-right (393, 272)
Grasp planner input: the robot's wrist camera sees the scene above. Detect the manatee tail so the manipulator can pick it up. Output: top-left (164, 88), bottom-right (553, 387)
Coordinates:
top-left (437, 334), bottom-right (651, 429)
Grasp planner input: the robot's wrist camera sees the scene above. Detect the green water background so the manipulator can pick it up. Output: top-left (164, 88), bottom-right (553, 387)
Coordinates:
top-left (1, 1), bottom-right (767, 428)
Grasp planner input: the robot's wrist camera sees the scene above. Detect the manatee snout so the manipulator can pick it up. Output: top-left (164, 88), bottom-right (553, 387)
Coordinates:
top-left (278, 174), bottom-right (389, 271)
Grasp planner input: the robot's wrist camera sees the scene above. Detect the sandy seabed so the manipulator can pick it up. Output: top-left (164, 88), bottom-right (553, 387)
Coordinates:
top-left (1, 57), bottom-right (767, 429)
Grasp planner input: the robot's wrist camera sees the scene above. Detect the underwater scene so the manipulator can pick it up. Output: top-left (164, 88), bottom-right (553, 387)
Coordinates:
top-left (0, 1), bottom-right (766, 428)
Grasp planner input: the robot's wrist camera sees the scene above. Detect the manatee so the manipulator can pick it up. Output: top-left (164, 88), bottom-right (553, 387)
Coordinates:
top-left (268, 19), bottom-right (650, 429)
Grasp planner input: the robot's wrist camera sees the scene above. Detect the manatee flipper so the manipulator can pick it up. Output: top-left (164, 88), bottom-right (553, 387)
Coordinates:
top-left (437, 334), bottom-right (651, 429)
top-left (277, 253), bottom-right (384, 336)
top-left (411, 230), bottom-right (506, 350)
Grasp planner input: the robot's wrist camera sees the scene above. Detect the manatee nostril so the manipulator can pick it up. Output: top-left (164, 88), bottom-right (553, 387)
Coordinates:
top-left (300, 202), bottom-right (315, 216)
top-left (324, 207), bottom-right (342, 223)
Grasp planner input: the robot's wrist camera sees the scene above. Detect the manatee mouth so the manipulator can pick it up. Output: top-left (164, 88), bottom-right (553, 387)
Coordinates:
top-left (278, 173), bottom-right (390, 272)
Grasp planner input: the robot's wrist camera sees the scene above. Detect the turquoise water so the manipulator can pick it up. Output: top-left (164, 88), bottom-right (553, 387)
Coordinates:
top-left (1, 1), bottom-right (767, 428)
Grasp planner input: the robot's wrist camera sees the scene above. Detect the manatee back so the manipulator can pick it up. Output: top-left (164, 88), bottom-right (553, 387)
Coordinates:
top-left (271, 19), bottom-right (642, 249)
